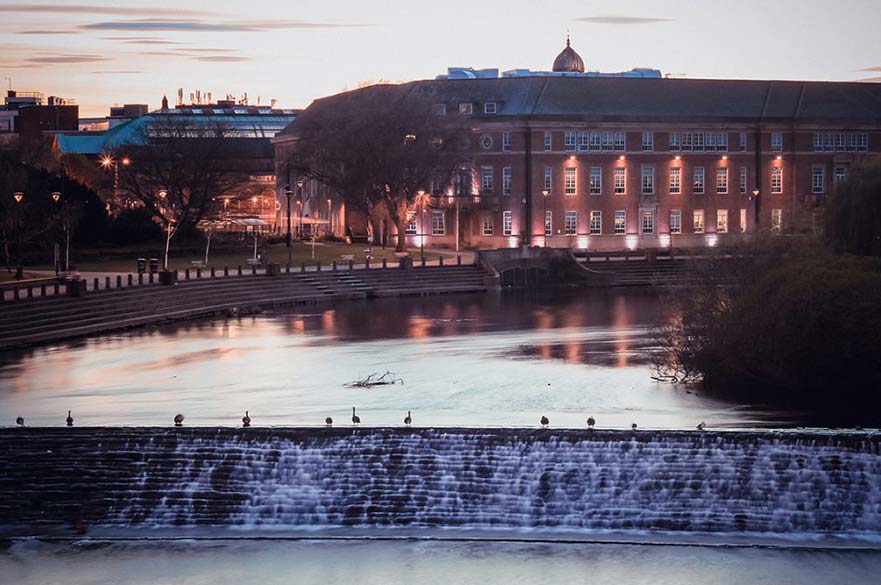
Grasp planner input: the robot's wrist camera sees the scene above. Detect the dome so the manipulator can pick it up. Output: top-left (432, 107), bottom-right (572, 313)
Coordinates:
top-left (552, 36), bottom-right (585, 73)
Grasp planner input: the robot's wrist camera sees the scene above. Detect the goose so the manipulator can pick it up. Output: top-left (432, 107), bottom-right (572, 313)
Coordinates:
top-left (697, 421), bottom-right (706, 431)
top-left (16, 416), bottom-right (24, 427)
top-left (540, 415), bottom-right (549, 428)
top-left (66, 410), bottom-right (73, 427)
top-left (325, 417), bottom-right (333, 427)
top-left (174, 414), bottom-right (184, 427)
top-left (631, 422), bottom-right (638, 431)
top-left (351, 407), bottom-right (360, 426)
top-left (404, 410), bottom-right (412, 427)
top-left (587, 417), bottom-right (596, 429)
top-left (242, 411), bottom-right (251, 428)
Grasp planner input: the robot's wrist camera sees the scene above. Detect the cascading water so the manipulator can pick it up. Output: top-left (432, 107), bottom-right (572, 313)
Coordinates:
top-left (1, 428), bottom-right (879, 537)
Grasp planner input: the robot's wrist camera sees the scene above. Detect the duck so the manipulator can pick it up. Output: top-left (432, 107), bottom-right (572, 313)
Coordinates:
top-left (325, 417), bottom-right (333, 427)
top-left (16, 416), bottom-right (24, 427)
top-left (540, 415), bottom-right (549, 428)
top-left (697, 421), bottom-right (706, 431)
top-left (587, 417), bottom-right (596, 429)
top-left (66, 410), bottom-right (73, 427)
top-left (242, 411), bottom-right (251, 428)
top-left (174, 414), bottom-right (184, 427)
top-left (351, 407), bottom-right (360, 426)
top-left (404, 410), bottom-right (412, 427)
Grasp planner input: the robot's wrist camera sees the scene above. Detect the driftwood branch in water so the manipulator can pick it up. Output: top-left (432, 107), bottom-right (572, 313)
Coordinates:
top-left (345, 370), bottom-right (404, 388)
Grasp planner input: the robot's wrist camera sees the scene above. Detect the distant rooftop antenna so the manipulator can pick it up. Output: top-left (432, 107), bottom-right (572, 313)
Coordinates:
top-left (206, 92), bottom-right (212, 103)
top-left (177, 88), bottom-right (183, 106)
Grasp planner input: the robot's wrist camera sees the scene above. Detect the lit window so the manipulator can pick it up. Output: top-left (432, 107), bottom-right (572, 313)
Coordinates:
top-left (502, 132), bottom-right (512, 152)
top-left (641, 210), bottom-right (654, 234)
top-left (614, 168), bottom-right (626, 194)
top-left (669, 167), bottom-right (681, 195)
top-left (642, 131), bottom-right (654, 151)
top-left (717, 209), bottom-right (728, 233)
top-left (771, 132), bottom-right (783, 152)
top-left (590, 167), bottom-right (602, 195)
top-left (693, 209), bottom-right (705, 233)
top-left (614, 210), bottom-right (626, 234)
top-left (459, 103), bottom-right (473, 115)
top-left (481, 166), bottom-right (493, 193)
top-left (590, 210), bottom-right (602, 235)
top-left (482, 215), bottom-right (494, 236)
top-left (564, 131), bottom-right (577, 152)
top-left (483, 102), bottom-right (497, 114)
top-left (739, 208), bottom-right (747, 232)
top-left (432, 210), bottom-right (445, 235)
top-left (812, 165), bottom-right (825, 194)
top-left (771, 208), bottom-right (782, 231)
top-left (771, 166), bottom-right (782, 194)
top-left (739, 166), bottom-right (748, 194)
top-left (502, 167), bottom-right (512, 195)
top-left (716, 167), bottom-right (728, 194)
top-left (544, 211), bottom-right (552, 236)
top-left (564, 211), bottom-right (577, 235)
top-left (693, 167), bottom-right (705, 195)
top-left (544, 131), bottom-right (552, 151)
top-left (406, 213), bottom-right (417, 235)
top-left (544, 166), bottom-right (552, 192)
top-left (432, 103), bottom-right (446, 116)
top-left (669, 210), bottom-right (682, 234)
top-left (641, 166), bottom-right (654, 195)
top-left (564, 168), bottom-right (577, 195)
top-left (503, 211), bottom-right (513, 236)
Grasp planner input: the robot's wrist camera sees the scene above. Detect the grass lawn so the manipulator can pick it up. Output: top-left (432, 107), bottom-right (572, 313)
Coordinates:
top-left (0, 270), bottom-right (43, 283)
top-left (31, 241), bottom-right (453, 274)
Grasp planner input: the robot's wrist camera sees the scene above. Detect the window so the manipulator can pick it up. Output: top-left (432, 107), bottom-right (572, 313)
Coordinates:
top-left (614, 210), bottom-right (626, 234)
top-left (480, 166), bottom-right (493, 193)
top-left (564, 168), bottom-right (577, 195)
top-left (545, 211), bottom-right (552, 236)
top-left (642, 131), bottom-right (654, 151)
top-left (564, 131), bottom-right (577, 152)
top-left (432, 210), bottom-right (445, 235)
top-left (693, 167), bottom-right (705, 194)
top-left (641, 166), bottom-right (654, 195)
top-left (693, 132), bottom-right (705, 152)
top-left (681, 132), bottom-right (693, 152)
top-left (812, 165), bottom-right (825, 194)
top-left (502, 211), bottom-right (513, 236)
top-left (483, 102), bottom-right (497, 114)
top-left (589, 131), bottom-right (601, 151)
top-left (601, 131), bottom-right (613, 151)
top-left (716, 167), bottom-right (728, 194)
top-left (590, 167), bottom-right (602, 195)
top-left (641, 210), bottom-right (654, 234)
top-left (459, 103), bottom-right (473, 115)
top-left (502, 132), bottom-right (512, 152)
top-left (432, 103), bottom-right (446, 116)
top-left (614, 168), bottom-right (626, 194)
top-left (693, 209), bottom-right (705, 233)
top-left (669, 132), bottom-right (681, 151)
top-left (669, 167), bottom-right (681, 194)
top-left (858, 133), bottom-right (868, 152)
top-left (564, 211), bottom-right (577, 235)
top-left (577, 131), bottom-right (589, 152)
top-left (834, 166), bottom-right (847, 185)
top-left (669, 210), bottom-right (682, 234)
top-left (739, 166), bottom-right (748, 194)
top-left (739, 208), bottom-right (747, 233)
top-left (771, 208), bottom-right (782, 231)
top-left (717, 133), bottom-right (729, 152)
top-left (717, 209), bottom-right (728, 233)
top-left (771, 132), bottom-right (783, 152)
top-left (771, 166), bottom-right (782, 194)
top-left (590, 210), bottom-right (602, 235)
top-left (480, 135), bottom-right (493, 150)
top-left (614, 131), bottom-right (626, 151)
top-left (544, 131), bottom-right (552, 151)
top-left (739, 132), bottom-right (748, 152)
top-left (482, 215), bottom-right (494, 236)
top-left (544, 166), bottom-right (552, 192)
top-left (406, 214), bottom-right (417, 235)
top-left (502, 167), bottom-right (512, 195)
top-left (813, 132), bottom-right (868, 153)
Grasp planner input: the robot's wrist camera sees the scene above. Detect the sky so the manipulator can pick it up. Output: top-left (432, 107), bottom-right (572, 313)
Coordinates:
top-left (1, 0), bottom-right (880, 117)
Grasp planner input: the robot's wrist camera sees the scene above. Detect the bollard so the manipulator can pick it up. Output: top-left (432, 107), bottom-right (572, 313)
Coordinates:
top-left (40, 284), bottom-right (47, 297)
top-left (54, 282), bottom-right (61, 295)
top-left (139, 273), bottom-right (144, 285)
top-left (365, 258), bottom-right (371, 270)
top-left (301, 263), bottom-right (306, 273)
top-left (185, 269), bottom-right (190, 280)
top-left (13, 287), bottom-right (20, 301)
top-left (149, 273), bottom-right (154, 284)
top-left (27, 285), bottom-right (33, 298)
top-left (457, 255), bottom-right (462, 266)
top-left (105, 276), bottom-right (111, 289)
top-left (224, 266), bottom-right (229, 277)
top-left (237, 265), bottom-right (242, 276)
top-left (316, 262), bottom-right (322, 272)
top-left (382, 258), bottom-right (387, 269)
top-left (439, 256), bottom-right (444, 266)
top-left (93, 278), bottom-right (99, 291)
top-left (251, 265), bottom-right (256, 276)
top-left (332, 261), bottom-right (337, 271)
top-left (349, 260), bottom-right (354, 271)
top-left (116, 275), bottom-right (122, 288)
top-left (127, 275), bottom-right (133, 287)
top-left (285, 264), bottom-right (290, 274)
top-left (210, 267), bottom-right (215, 278)
top-left (196, 268), bottom-right (202, 279)
top-left (421, 257), bottom-right (426, 267)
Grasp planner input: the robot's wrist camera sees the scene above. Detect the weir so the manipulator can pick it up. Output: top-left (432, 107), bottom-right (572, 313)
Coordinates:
top-left (1, 428), bottom-right (879, 537)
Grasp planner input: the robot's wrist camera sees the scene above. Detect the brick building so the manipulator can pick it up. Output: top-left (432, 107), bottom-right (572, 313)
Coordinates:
top-left (278, 42), bottom-right (881, 251)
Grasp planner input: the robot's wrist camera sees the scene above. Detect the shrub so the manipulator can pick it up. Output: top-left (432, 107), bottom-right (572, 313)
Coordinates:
top-left (107, 208), bottom-right (163, 245)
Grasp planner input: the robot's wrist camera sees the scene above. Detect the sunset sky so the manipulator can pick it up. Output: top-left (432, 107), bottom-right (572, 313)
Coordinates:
top-left (1, 0), bottom-right (880, 117)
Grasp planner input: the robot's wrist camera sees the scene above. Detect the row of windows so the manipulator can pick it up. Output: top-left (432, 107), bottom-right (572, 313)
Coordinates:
top-left (541, 208), bottom-right (783, 235)
top-left (544, 165), bottom-right (768, 195)
top-left (433, 102), bottom-right (498, 116)
top-left (812, 132), bottom-right (869, 152)
top-left (560, 131), bottom-right (627, 153)
top-left (812, 165), bottom-right (850, 193)
top-left (669, 132), bottom-right (731, 152)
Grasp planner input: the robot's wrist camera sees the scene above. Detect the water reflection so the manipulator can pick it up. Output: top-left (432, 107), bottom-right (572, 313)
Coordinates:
top-left (0, 290), bottom-right (786, 428)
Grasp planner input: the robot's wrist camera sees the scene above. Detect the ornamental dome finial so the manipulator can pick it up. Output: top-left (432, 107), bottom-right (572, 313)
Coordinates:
top-left (553, 36), bottom-right (585, 73)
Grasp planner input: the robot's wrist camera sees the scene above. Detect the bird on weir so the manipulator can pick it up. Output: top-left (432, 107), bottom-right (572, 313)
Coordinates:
top-left (404, 410), bottom-right (412, 427)
top-left (587, 417), bottom-right (596, 430)
top-left (351, 407), bottom-right (360, 426)
top-left (540, 415), bottom-right (549, 428)
top-left (242, 411), bottom-right (251, 428)
top-left (325, 417), bottom-right (333, 427)
top-left (66, 410), bottom-right (74, 427)
top-left (16, 416), bottom-right (24, 427)
top-left (174, 414), bottom-right (184, 427)
top-left (697, 421), bottom-right (706, 431)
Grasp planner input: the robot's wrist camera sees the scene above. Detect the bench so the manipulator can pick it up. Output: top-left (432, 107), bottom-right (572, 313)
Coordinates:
top-left (246, 259), bottom-right (261, 266)
top-left (340, 254), bottom-right (355, 262)
top-left (190, 260), bottom-right (206, 268)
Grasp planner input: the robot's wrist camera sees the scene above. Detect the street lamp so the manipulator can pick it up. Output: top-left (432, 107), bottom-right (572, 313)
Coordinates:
top-left (327, 198), bottom-right (332, 237)
top-left (11, 192), bottom-right (24, 279)
top-left (417, 189), bottom-right (426, 263)
top-left (284, 184), bottom-right (293, 265)
top-left (542, 189), bottom-right (550, 246)
top-left (100, 155), bottom-right (131, 210)
top-left (157, 189), bottom-right (175, 270)
top-left (296, 179), bottom-right (305, 239)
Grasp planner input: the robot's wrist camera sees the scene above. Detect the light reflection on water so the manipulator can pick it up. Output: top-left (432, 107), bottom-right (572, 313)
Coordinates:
top-left (0, 290), bottom-right (783, 428)
top-left (3, 539), bottom-right (881, 585)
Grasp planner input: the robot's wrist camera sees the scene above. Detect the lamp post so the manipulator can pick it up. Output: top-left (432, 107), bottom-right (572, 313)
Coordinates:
top-left (327, 198), bottom-right (332, 237)
top-left (284, 184), bottom-right (293, 266)
top-left (417, 189), bottom-right (426, 263)
top-left (542, 189), bottom-right (549, 247)
top-left (11, 192), bottom-right (23, 280)
top-left (158, 189), bottom-right (175, 270)
top-left (50, 191), bottom-right (61, 275)
top-left (100, 155), bottom-right (130, 210)
top-left (296, 179), bottom-right (305, 240)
